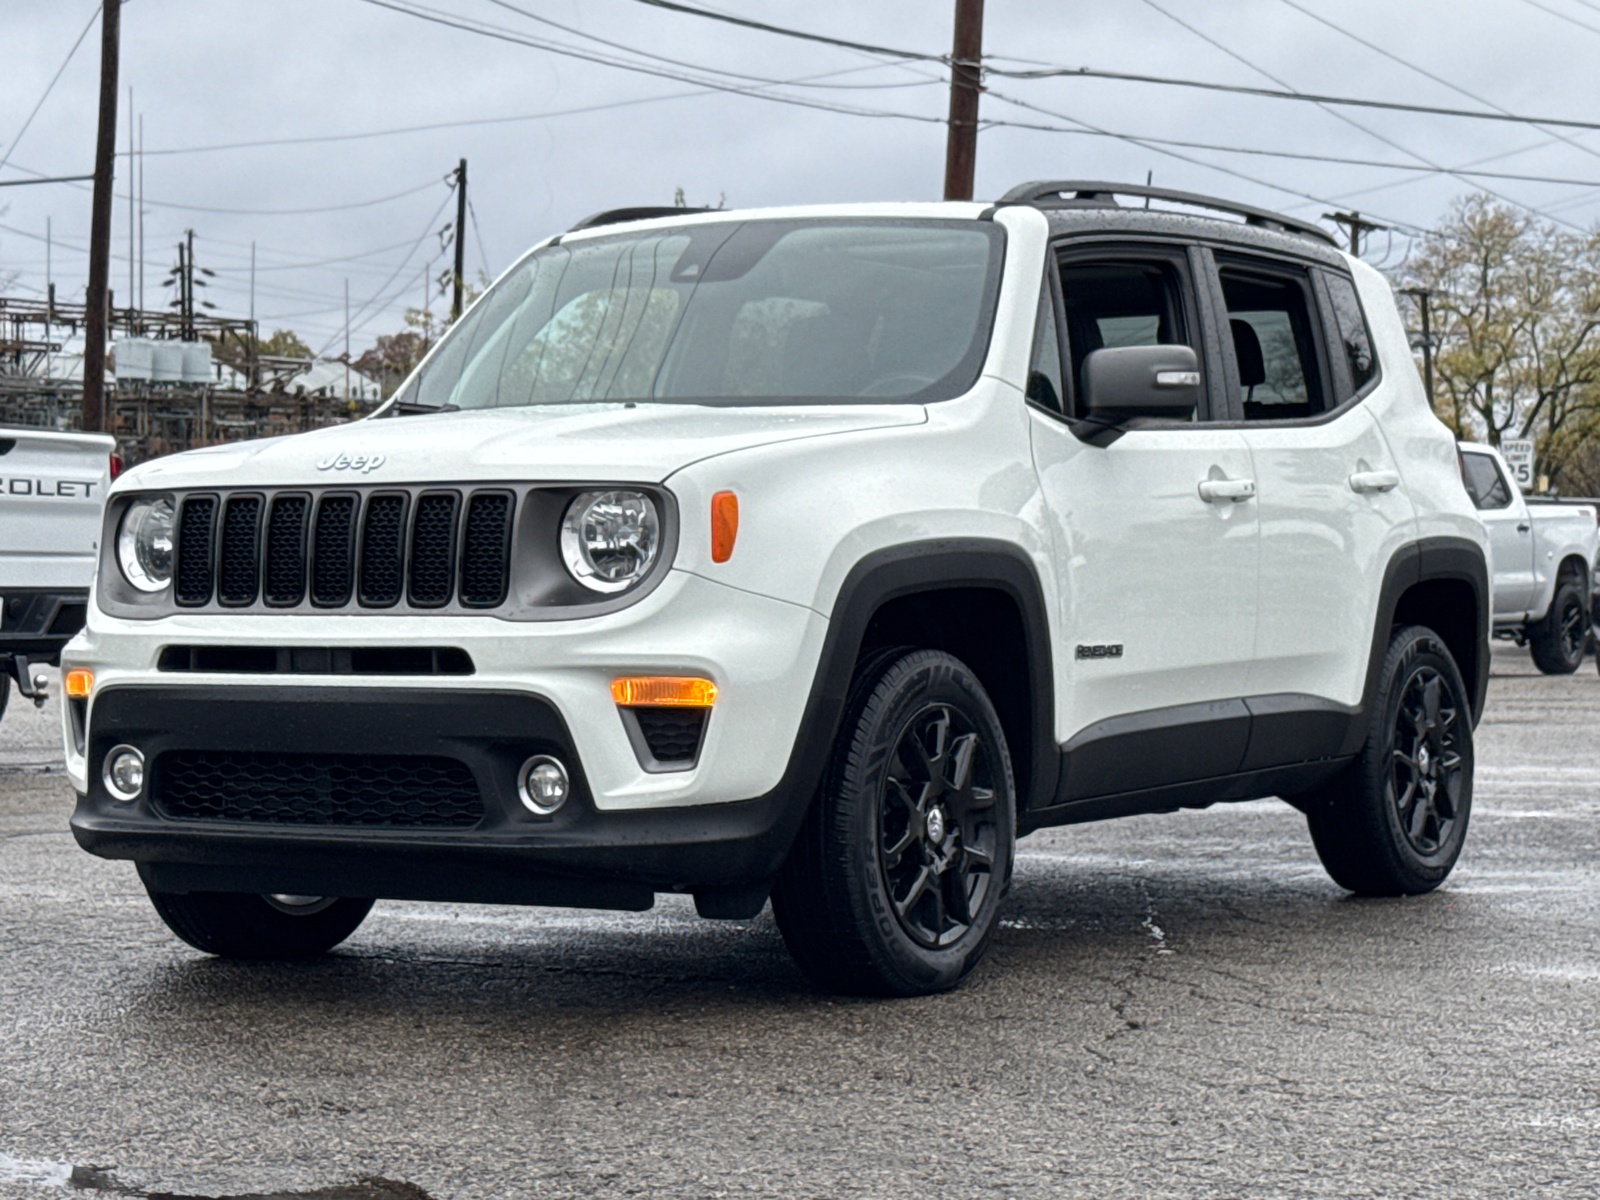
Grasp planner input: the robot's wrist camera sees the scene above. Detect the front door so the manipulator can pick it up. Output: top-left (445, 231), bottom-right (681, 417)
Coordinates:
top-left (1028, 244), bottom-right (1261, 794)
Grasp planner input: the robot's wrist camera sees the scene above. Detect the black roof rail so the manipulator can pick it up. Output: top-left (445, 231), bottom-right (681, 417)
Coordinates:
top-left (999, 180), bottom-right (1337, 247)
top-left (568, 205), bottom-right (721, 232)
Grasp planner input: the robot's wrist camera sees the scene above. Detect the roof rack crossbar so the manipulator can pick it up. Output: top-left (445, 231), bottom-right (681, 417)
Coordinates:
top-left (998, 180), bottom-right (1337, 247)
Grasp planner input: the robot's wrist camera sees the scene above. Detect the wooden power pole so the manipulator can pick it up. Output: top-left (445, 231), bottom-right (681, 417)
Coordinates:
top-left (1403, 288), bottom-right (1436, 409)
top-left (83, 0), bottom-right (121, 432)
top-left (943, 0), bottom-right (984, 201)
top-left (451, 158), bottom-right (468, 322)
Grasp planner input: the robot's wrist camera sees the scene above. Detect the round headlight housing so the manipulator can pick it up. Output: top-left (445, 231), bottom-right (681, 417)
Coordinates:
top-left (560, 490), bottom-right (661, 593)
top-left (117, 497), bottom-right (176, 592)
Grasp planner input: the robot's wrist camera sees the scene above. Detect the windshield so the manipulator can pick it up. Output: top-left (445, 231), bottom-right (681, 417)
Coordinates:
top-left (393, 219), bottom-right (1004, 410)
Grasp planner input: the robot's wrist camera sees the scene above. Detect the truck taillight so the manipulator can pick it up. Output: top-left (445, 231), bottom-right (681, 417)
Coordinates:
top-left (109, 452), bottom-right (123, 479)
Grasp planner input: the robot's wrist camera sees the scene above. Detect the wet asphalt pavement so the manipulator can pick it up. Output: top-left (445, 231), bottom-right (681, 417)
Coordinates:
top-left (1, 646), bottom-right (1597, 1199)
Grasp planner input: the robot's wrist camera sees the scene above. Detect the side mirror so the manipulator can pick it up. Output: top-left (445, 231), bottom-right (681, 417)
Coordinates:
top-left (1081, 344), bottom-right (1201, 423)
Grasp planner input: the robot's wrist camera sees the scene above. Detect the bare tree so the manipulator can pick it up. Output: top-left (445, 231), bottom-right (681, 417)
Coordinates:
top-left (1401, 195), bottom-right (1600, 488)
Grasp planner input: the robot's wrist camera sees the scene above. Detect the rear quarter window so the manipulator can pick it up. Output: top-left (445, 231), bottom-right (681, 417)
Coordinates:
top-left (1324, 273), bottom-right (1380, 396)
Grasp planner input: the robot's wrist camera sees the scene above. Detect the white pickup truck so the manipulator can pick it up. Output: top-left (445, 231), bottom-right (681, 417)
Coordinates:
top-left (1459, 442), bottom-right (1598, 674)
top-left (0, 427), bottom-right (119, 723)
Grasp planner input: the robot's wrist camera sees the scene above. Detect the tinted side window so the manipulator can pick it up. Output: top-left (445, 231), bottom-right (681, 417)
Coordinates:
top-left (1324, 273), bottom-right (1379, 396)
top-left (1057, 258), bottom-right (1192, 418)
top-left (1027, 277), bottom-right (1065, 413)
top-left (1219, 265), bottom-right (1326, 420)
top-left (1462, 451), bottom-right (1512, 510)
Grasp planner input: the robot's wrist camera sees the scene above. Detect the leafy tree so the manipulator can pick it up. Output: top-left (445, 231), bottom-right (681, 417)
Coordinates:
top-left (1401, 196), bottom-right (1600, 488)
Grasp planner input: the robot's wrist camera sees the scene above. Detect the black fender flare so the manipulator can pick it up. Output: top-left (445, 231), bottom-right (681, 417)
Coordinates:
top-left (759, 539), bottom-right (1059, 832)
top-left (1353, 536), bottom-right (1490, 751)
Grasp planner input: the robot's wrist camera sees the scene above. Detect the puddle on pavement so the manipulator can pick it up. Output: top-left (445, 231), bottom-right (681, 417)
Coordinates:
top-left (0, 1157), bottom-right (435, 1200)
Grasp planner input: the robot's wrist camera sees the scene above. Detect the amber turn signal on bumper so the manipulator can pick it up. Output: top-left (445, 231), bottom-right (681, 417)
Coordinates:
top-left (65, 669), bottom-right (94, 697)
top-left (610, 676), bottom-right (717, 707)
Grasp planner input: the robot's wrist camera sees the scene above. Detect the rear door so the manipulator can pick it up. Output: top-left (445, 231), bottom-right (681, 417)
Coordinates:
top-left (1208, 252), bottom-right (1416, 708)
top-left (1461, 447), bottom-right (1535, 619)
top-left (1028, 242), bottom-right (1260, 791)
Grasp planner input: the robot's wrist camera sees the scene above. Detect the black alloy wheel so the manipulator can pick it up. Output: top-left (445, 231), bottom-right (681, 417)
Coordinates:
top-left (1529, 579), bottom-right (1587, 675)
top-left (878, 703), bottom-right (1001, 950)
top-left (1387, 664), bottom-right (1466, 856)
top-left (1305, 624), bottom-right (1474, 896)
top-left (771, 648), bottom-right (1016, 997)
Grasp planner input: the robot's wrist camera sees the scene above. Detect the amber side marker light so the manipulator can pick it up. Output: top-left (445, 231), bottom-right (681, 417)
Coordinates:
top-left (711, 490), bottom-right (739, 563)
top-left (611, 676), bottom-right (717, 707)
top-left (65, 669), bottom-right (94, 698)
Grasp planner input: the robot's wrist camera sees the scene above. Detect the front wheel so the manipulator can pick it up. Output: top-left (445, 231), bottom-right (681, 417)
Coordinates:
top-left (1528, 579), bottom-right (1587, 675)
top-left (145, 886), bottom-right (374, 959)
top-left (1304, 624), bottom-right (1473, 896)
top-left (771, 649), bottom-right (1016, 997)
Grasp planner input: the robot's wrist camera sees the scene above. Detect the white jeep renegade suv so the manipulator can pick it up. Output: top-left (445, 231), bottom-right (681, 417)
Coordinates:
top-left (66, 182), bottom-right (1489, 996)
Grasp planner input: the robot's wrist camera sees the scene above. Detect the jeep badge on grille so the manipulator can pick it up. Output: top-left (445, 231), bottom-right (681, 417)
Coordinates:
top-left (316, 452), bottom-right (386, 473)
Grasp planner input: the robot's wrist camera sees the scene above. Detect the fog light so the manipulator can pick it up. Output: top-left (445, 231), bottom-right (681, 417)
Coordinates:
top-left (517, 754), bottom-right (570, 816)
top-left (102, 745), bottom-right (146, 802)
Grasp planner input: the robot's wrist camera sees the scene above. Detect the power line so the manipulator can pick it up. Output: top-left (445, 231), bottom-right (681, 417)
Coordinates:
top-left (622, 0), bottom-right (943, 62)
top-left (477, 0), bottom-right (938, 91)
top-left (1134, 0), bottom-right (1583, 232)
top-left (994, 64), bottom-right (1600, 133)
top-left (0, 3), bottom-right (101, 176)
top-left (1519, 0), bottom-right (1600, 34)
top-left (128, 175), bottom-right (448, 216)
top-left (352, 0), bottom-right (944, 129)
top-left (467, 197), bottom-right (490, 280)
top-left (317, 183), bottom-right (457, 357)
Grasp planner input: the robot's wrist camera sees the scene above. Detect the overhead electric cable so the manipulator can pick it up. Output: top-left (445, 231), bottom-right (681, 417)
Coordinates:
top-left (1519, 0), bottom-right (1600, 35)
top-left (0, 3), bottom-right (102, 175)
top-left (1135, 0), bottom-right (1582, 231)
top-left (317, 185), bottom-right (457, 357)
top-left (477, 0), bottom-right (938, 90)
top-left (129, 176), bottom-right (446, 216)
top-left (622, 0), bottom-right (942, 62)
top-left (352, 0), bottom-right (943, 128)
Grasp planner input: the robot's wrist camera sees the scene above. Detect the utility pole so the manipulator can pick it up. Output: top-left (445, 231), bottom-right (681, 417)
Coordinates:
top-left (127, 87), bottom-right (135, 314)
top-left (1322, 209), bottom-right (1386, 257)
top-left (451, 158), bottom-right (468, 322)
top-left (344, 278), bottom-right (351, 404)
top-left (82, 0), bottom-right (121, 432)
top-left (943, 0), bottom-right (984, 201)
top-left (249, 240), bottom-right (256, 388)
top-left (1403, 287), bottom-right (1435, 409)
top-left (137, 112), bottom-right (144, 316)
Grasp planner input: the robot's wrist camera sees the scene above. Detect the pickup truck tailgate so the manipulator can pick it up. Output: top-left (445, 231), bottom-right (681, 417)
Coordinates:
top-left (0, 429), bottom-right (116, 591)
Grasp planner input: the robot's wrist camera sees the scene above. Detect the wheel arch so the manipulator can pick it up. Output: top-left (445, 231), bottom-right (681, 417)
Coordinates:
top-left (806, 540), bottom-right (1058, 815)
top-left (1358, 538), bottom-right (1489, 742)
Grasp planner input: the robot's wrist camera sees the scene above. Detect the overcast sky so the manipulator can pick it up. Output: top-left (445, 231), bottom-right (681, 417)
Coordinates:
top-left (3, 0), bottom-right (1599, 356)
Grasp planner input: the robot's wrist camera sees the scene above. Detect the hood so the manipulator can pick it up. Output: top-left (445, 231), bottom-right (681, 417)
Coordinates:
top-left (116, 402), bottom-right (927, 491)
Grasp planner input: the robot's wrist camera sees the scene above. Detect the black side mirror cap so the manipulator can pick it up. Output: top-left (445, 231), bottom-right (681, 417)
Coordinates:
top-left (1081, 344), bottom-right (1201, 423)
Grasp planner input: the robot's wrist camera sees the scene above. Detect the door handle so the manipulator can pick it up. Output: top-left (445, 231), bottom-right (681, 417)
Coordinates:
top-left (1517, 522), bottom-right (1531, 533)
top-left (1349, 469), bottom-right (1400, 494)
top-left (1198, 478), bottom-right (1256, 503)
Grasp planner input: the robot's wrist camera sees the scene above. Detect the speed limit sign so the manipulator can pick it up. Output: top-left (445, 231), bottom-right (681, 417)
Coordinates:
top-left (1501, 439), bottom-right (1536, 491)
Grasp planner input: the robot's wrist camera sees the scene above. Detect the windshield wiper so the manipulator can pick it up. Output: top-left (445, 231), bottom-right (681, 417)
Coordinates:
top-left (388, 401), bottom-right (460, 417)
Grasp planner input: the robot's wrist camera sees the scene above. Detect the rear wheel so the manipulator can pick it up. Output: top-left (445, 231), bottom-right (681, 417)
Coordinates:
top-left (1305, 624), bottom-right (1473, 896)
top-left (145, 887), bottom-right (374, 959)
top-left (1529, 579), bottom-right (1587, 675)
top-left (771, 648), bottom-right (1015, 997)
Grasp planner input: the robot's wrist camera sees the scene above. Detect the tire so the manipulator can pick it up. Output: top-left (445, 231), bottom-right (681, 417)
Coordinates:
top-left (145, 888), bottom-right (374, 960)
top-left (770, 648), bottom-right (1016, 997)
top-left (1528, 579), bottom-right (1588, 675)
top-left (1304, 624), bottom-right (1474, 896)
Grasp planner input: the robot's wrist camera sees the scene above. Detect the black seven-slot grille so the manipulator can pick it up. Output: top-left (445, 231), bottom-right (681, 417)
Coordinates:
top-left (174, 488), bottom-right (515, 612)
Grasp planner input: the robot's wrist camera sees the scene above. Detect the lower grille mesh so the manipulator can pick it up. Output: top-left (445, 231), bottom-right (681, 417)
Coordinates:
top-left (633, 708), bottom-right (707, 764)
top-left (153, 750), bottom-right (483, 828)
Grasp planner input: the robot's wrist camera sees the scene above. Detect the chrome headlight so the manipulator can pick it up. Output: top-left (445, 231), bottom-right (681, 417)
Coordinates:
top-left (560, 490), bottom-right (660, 593)
top-left (116, 497), bottom-right (176, 592)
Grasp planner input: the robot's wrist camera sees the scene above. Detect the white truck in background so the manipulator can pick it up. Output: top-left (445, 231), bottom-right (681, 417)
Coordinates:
top-left (0, 428), bottom-right (119, 724)
top-left (1459, 441), bottom-right (1599, 674)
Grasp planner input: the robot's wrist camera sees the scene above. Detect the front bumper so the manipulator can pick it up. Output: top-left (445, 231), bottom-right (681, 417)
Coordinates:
top-left (71, 684), bottom-right (814, 909)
